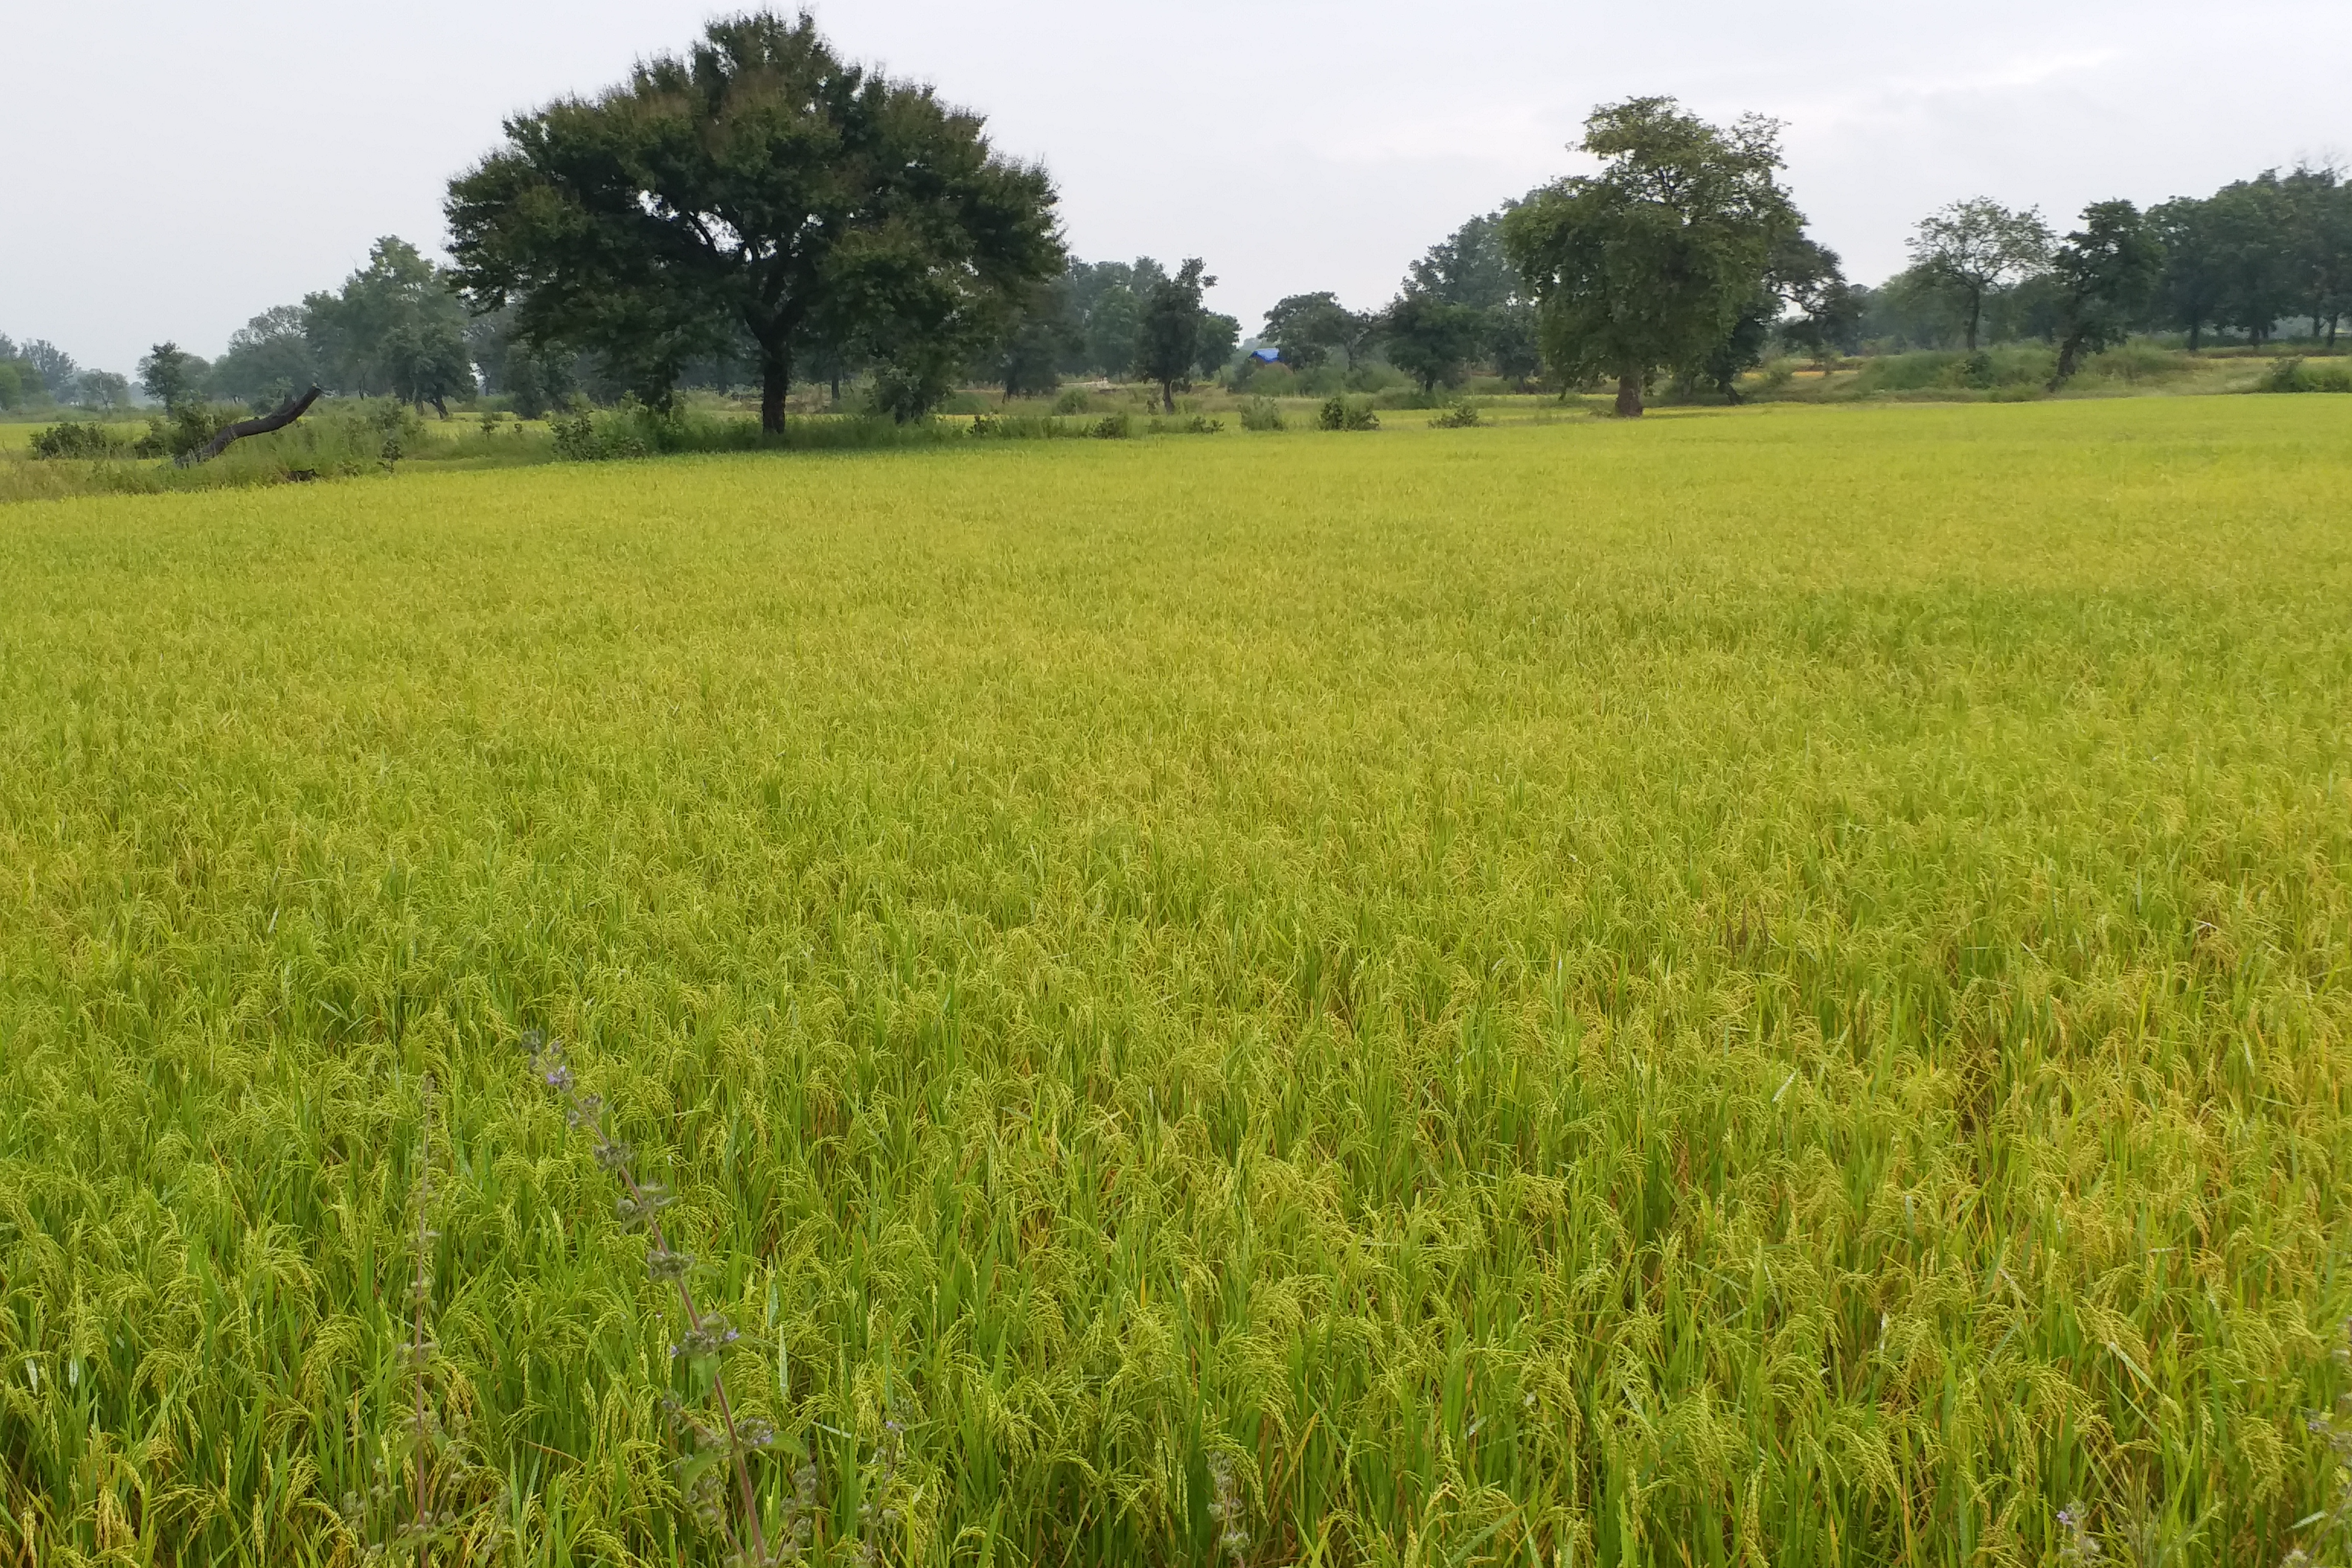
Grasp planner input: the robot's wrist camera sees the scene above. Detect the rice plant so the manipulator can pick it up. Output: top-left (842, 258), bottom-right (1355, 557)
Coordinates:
top-left (2, 396), bottom-right (2350, 1564)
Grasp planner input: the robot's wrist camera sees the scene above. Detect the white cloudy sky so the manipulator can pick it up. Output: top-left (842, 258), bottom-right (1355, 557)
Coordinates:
top-left (8, 0), bottom-right (2347, 373)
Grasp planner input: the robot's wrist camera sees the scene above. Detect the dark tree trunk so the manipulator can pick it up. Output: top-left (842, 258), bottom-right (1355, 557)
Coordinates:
top-left (760, 340), bottom-right (792, 435)
top-left (2188, 322), bottom-right (2202, 351)
top-left (179, 384), bottom-right (325, 467)
top-left (1160, 378), bottom-right (1175, 414)
top-left (1613, 370), bottom-right (1644, 418)
top-left (2048, 332), bottom-right (2086, 391)
top-left (1965, 291), bottom-right (1982, 352)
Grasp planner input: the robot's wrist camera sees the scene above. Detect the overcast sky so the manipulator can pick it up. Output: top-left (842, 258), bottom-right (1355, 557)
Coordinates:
top-left (8, 1), bottom-right (2348, 374)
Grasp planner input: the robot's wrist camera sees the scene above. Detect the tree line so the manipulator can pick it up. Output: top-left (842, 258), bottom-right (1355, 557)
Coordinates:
top-left (9, 9), bottom-right (2344, 428)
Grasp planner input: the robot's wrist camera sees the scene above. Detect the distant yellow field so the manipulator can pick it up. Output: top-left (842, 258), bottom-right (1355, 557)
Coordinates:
top-left (4, 398), bottom-right (2350, 1565)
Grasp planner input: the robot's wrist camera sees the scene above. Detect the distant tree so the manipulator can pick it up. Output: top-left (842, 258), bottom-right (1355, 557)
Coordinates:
top-left (209, 305), bottom-right (320, 411)
top-left (2150, 198), bottom-right (2228, 350)
top-left (137, 342), bottom-right (208, 412)
top-left (2284, 163), bottom-right (2352, 345)
top-left (306, 238), bottom-right (477, 414)
top-left (466, 306), bottom-right (579, 418)
top-left (1136, 258), bottom-right (1214, 412)
top-left (1383, 292), bottom-right (1487, 394)
top-left (2205, 174), bottom-right (2301, 347)
top-left (0, 359), bottom-right (25, 410)
top-left (1262, 291), bottom-right (1378, 373)
top-left (78, 370), bottom-right (130, 414)
top-left (1410, 210), bottom-right (1520, 311)
top-left (2044, 200), bottom-right (2166, 387)
top-left (447, 11), bottom-right (1061, 431)
top-left (22, 339), bottom-right (80, 400)
top-left (1905, 198), bottom-right (2052, 352)
top-left (1194, 311), bottom-right (1240, 380)
top-left (994, 277), bottom-right (1082, 396)
top-left (1503, 96), bottom-right (1801, 416)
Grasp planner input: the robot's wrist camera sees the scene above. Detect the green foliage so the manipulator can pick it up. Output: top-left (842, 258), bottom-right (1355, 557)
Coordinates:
top-left (2260, 356), bottom-right (2352, 392)
top-left (208, 305), bottom-right (320, 411)
top-left (1426, 398), bottom-right (1484, 428)
top-left (1263, 292), bottom-right (1376, 373)
top-left (137, 341), bottom-right (207, 412)
top-left (134, 404), bottom-right (230, 459)
top-left (446, 11), bottom-right (1063, 431)
top-left (1194, 311), bottom-right (1241, 381)
top-left (1383, 293), bottom-right (1487, 395)
top-left (1848, 346), bottom-right (2055, 394)
top-left (1904, 198), bottom-right (2054, 352)
top-left (305, 239), bottom-right (476, 415)
top-left (1504, 97), bottom-right (1802, 415)
top-left (28, 420), bottom-right (127, 459)
top-left (2077, 342), bottom-right (2195, 384)
top-left (4, 400), bottom-right (2352, 1564)
top-left (1136, 258), bottom-right (1216, 413)
top-left (1316, 394), bottom-right (1379, 430)
top-left (1090, 411), bottom-right (1133, 438)
top-left (1238, 396), bottom-right (1286, 431)
top-left (2047, 202), bottom-right (2167, 387)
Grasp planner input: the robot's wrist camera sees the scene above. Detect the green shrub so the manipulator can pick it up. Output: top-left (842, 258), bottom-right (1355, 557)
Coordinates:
top-left (1051, 387), bottom-right (1092, 415)
top-left (2079, 343), bottom-right (2194, 385)
top-left (1239, 397), bottom-right (1286, 432)
top-left (29, 421), bottom-right (127, 460)
top-left (1317, 395), bottom-right (1379, 432)
top-left (1428, 399), bottom-right (1483, 429)
top-left (1846, 347), bottom-right (2054, 396)
top-left (2260, 357), bottom-right (2352, 393)
top-left (132, 404), bottom-right (243, 460)
top-left (1090, 412), bottom-right (1132, 439)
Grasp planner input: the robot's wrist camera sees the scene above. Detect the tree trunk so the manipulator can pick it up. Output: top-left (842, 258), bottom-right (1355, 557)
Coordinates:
top-left (2048, 332), bottom-right (2085, 391)
top-left (179, 384), bottom-right (325, 467)
top-left (1965, 291), bottom-right (1981, 353)
top-left (2188, 322), bottom-right (2202, 351)
top-left (760, 340), bottom-right (792, 435)
top-left (1613, 370), bottom-right (1644, 418)
top-left (1161, 378), bottom-right (1175, 414)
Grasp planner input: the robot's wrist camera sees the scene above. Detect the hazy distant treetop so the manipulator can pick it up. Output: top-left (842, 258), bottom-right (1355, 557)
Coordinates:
top-left (1409, 209), bottom-right (1522, 312)
top-left (137, 341), bottom-right (207, 412)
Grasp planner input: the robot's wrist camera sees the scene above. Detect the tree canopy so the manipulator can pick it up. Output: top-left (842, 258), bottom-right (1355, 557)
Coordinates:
top-left (1136, 259), bottom-right (1215, 412)
top-left (1905, 199), bottom-right (2052, 352)
top-left (446, 10), bottom-right (1062, 431)
top-left (2046, 201), bottom-right (2165, 386)
top-left (1503, 97), bottom-right (1802, 415)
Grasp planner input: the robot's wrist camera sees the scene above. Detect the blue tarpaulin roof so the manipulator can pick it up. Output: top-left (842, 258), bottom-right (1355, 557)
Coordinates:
top-left (1250, 347), bottom-right (1281, 362)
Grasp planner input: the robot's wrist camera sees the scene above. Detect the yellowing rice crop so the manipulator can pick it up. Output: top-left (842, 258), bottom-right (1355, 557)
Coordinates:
top-left (3, 398), bottom-right (2350, 1566)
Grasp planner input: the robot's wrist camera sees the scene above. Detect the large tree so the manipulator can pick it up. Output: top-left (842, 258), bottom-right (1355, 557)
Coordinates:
top-left (1135, 258), bottom-right (1214, 413)
top-left (447, 11), bottom-right (1062, 432)
top-left (1502, 97), bottom-right (1801, 416)
top-left (2045, 201), bottom-right (2165, 388)
top-left (1905, 198), bottom-right (2052, 352)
